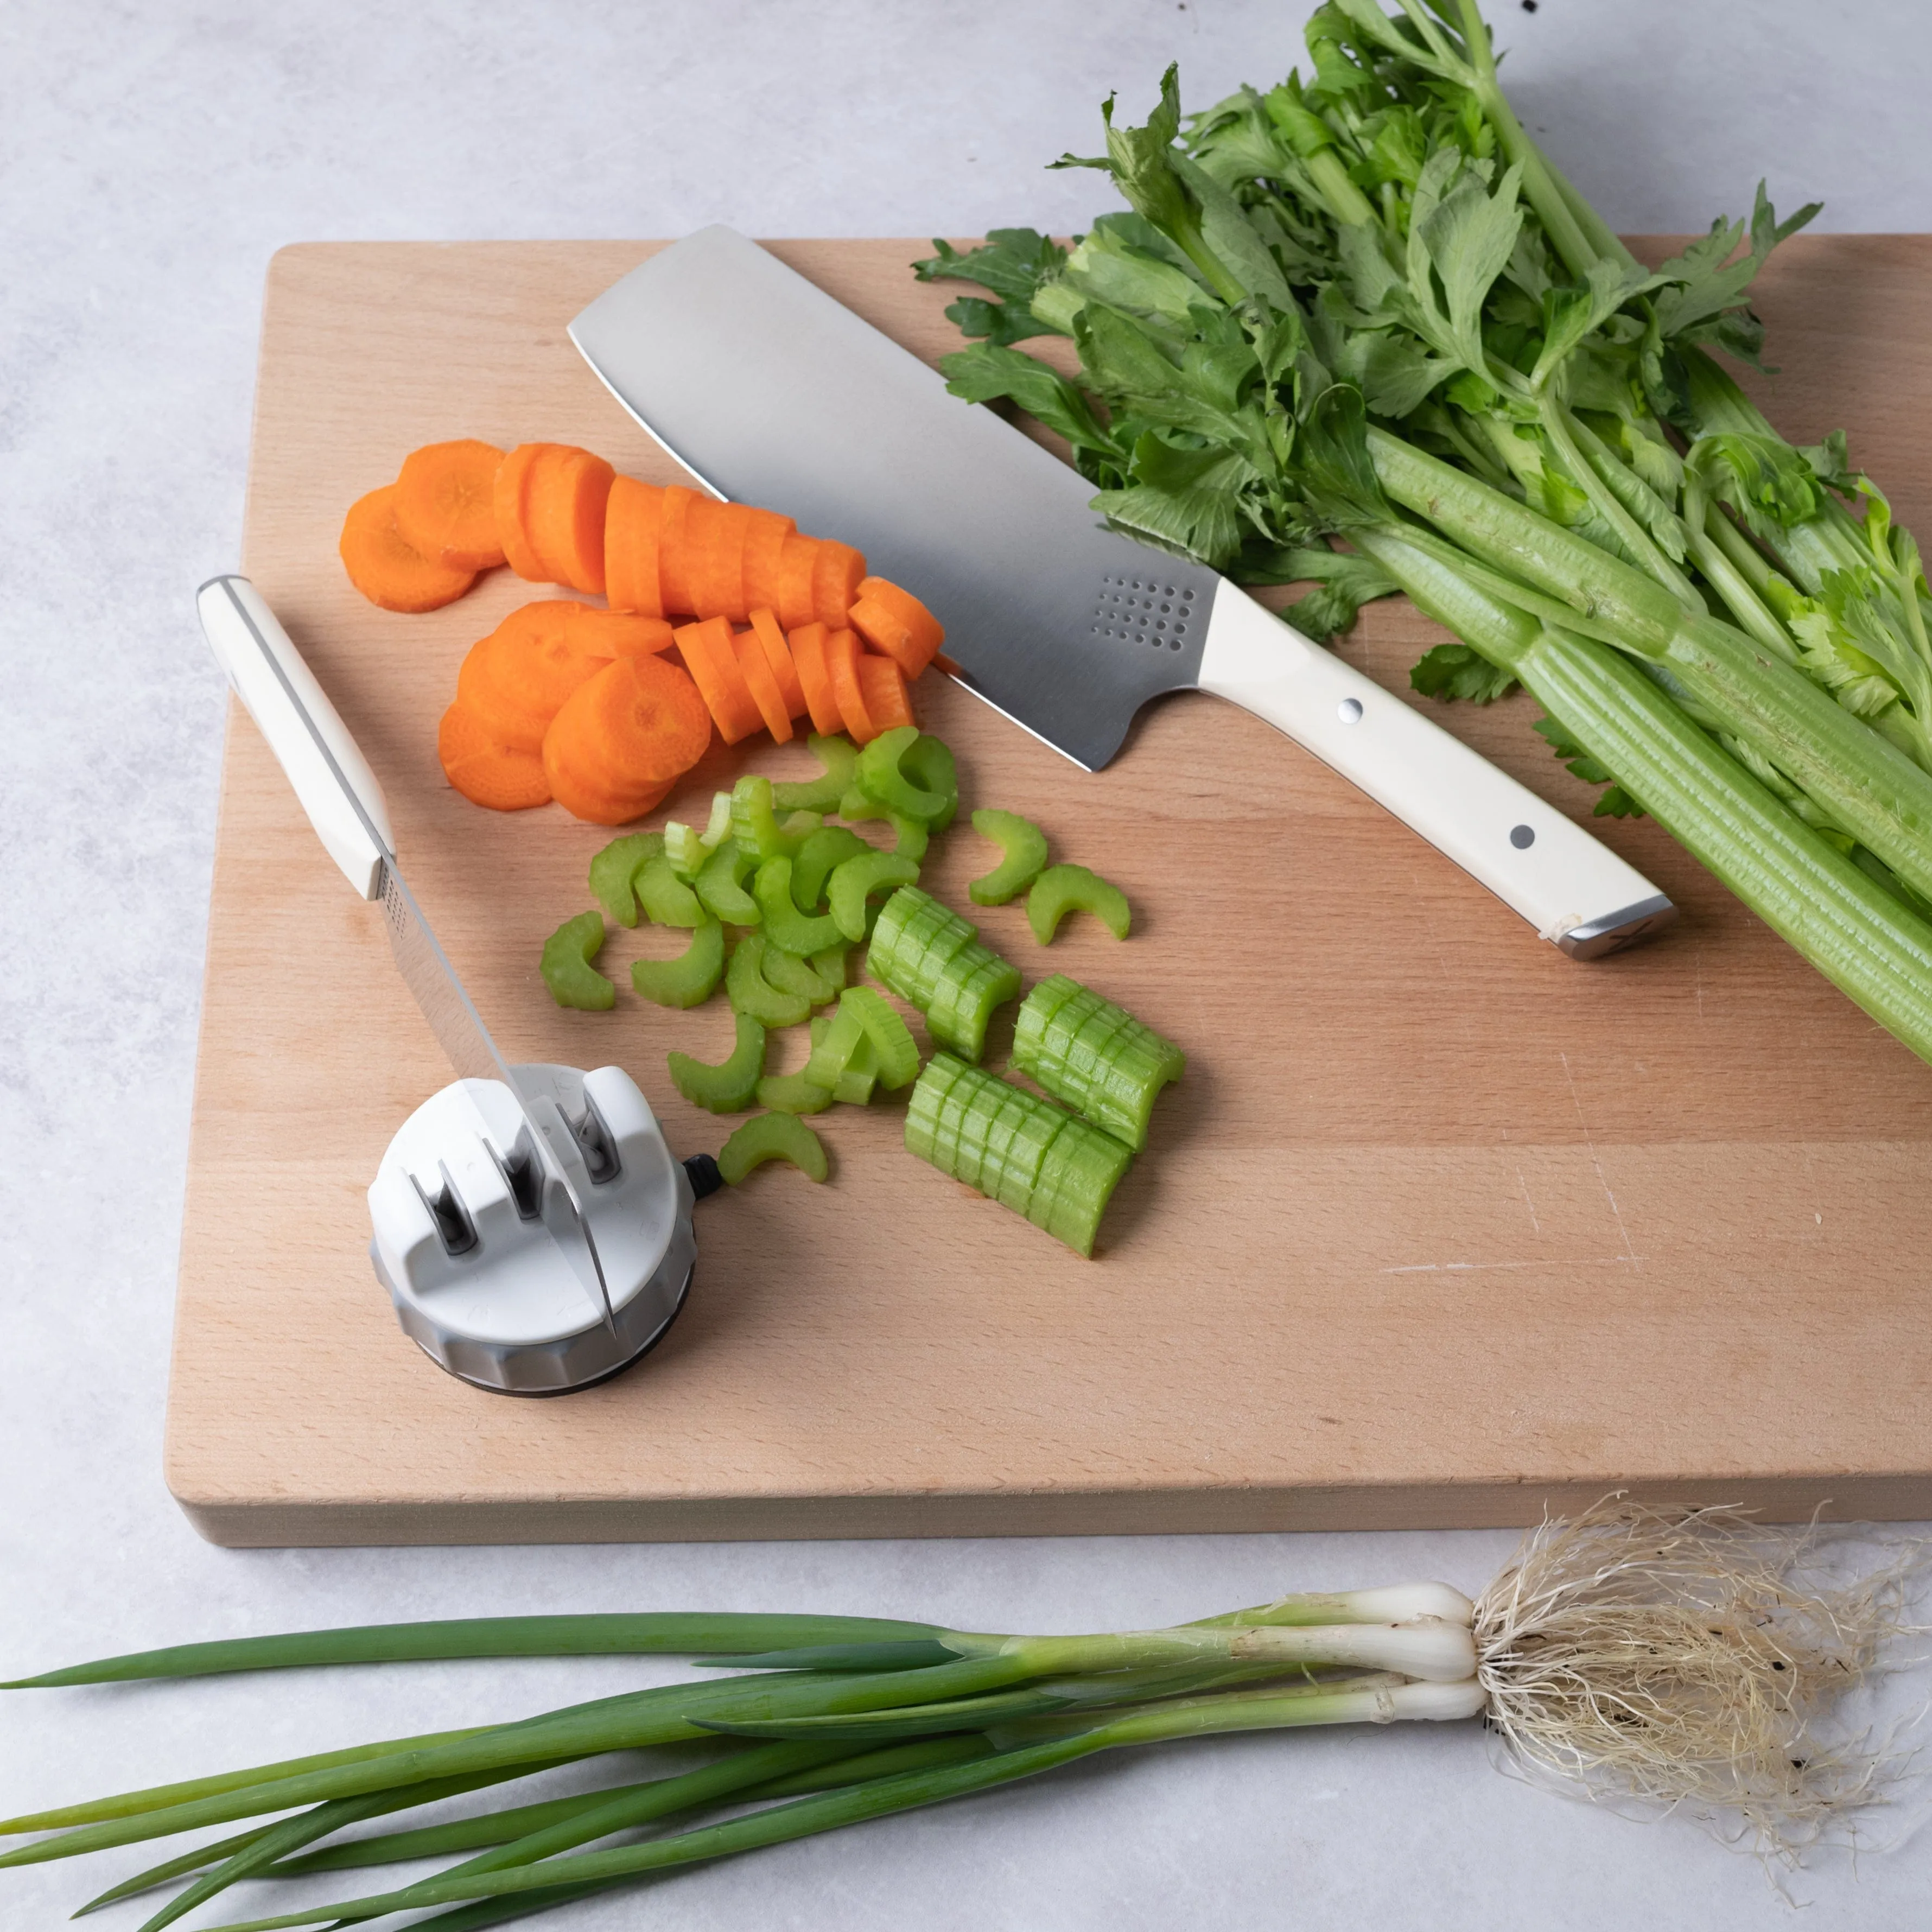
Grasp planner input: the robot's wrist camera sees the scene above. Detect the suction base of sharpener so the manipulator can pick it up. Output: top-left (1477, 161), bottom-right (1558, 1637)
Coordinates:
top-left (367, 1064), bottom-right (696, 1396)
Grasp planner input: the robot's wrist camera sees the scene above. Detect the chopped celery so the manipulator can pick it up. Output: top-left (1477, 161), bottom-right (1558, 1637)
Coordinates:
top-left (968, 809), bottom-right (1050, 906)
top-left (898, 735), bottom-right (959, 831)
top-left (588, 832), bottom-right (663, 929)
top-left (791, 827), bottom-right (872, 911)
top-left (856, 726), bottom-right (951, 822)
top-left (927, 951), bottom-right (1023, 1063)
top-left (1012, 975), bottom-right (1184, 1151)
top-left (810, 1013), bottom-right (879, 1104)
top-left (696, 840), bottom-right (760, 925)
top-left (718, 1111), bottom-right (829, 1185)
top-left (761, 945), bottom-right (841, 1005)
top-left (539, 911), bottom-right (615, 1011)
top-left (771, 734), bottom-right (859, 812)
top-left (1027, 863), bottom-right (1131, 943)
top-left (828, 850), bottom-right (920, 942)
top-left (810, 944), bottom-right (849, 995)
top-left (699, 790), bottom-right (734, 848)
top-left (726, 933), bottom-right (814, 1028)
top-left (630, 917), bottom-right (726, 1010)
top-left (835, 986), bottom-right (921, 1089)
top-left (754, 857), bottom-right (846, 955)
top-left (1029, 1121), bottom-right (1134, 1257)
top-left (636, 854), bottom-right (704, 928)
top-left (732, 776), bottom-right (820, 861)
top-left (667, 1009), bottom-right (766, 1113)
top-left (662, 821), bottom-right (709, 879)
top-left (905, 1051), bottom-right (971, 1162)
top-left (754, 1072), bottom-right (835, 1115)
top-left (836, 787), bottom-right (930, 859)
top-left (804, 1003), bottom-right (868, 1090)
top-left (866, 885), bottom-right (1020, 1059)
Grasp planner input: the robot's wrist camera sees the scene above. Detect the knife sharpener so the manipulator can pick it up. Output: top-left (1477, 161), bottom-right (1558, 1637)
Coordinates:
top-left (368, 1064), bottom-right (696, 1395)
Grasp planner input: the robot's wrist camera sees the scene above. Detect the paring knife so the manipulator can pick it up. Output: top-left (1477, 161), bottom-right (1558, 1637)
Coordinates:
top-left (569, 225), bottom-right (1675, 960)
top-left (195, 575), bottom-right (621, 1338)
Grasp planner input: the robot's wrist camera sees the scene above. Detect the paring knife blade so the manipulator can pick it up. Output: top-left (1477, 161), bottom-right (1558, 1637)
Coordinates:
top-left (195, 575), bottom-right (621, 1338)
top-left (569, 225), bottom-right (1675, 959)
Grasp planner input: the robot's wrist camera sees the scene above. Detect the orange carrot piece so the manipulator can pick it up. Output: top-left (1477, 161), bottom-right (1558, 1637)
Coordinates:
top-left (733, 628), bottom-right (795, 743)
top-left (542, 730), bottom-right (675, 825)
top-left (526, 446), bottom-right (616, 594)
top-left (658, 485), bottom-right (701, 617)
top-left (747, 607), bottom-right (806, 716)
top-left (823, 627), bottom-right (878, 742)
top-left (811, 541), bottom-right (867, 628)
top-left (604, 476), bottom-right (666, 618)
top-left (675, 615), bottom-right (764, 745)
top-left (492, 445), bottom-right (549, 581)
top-left (455, 600), bottom-right (606, 752)
top-left (684, 498), bottom-right (756, 622)
top-left (787, 622), bottom-right (843, 737)
top-left (849, 576), bottom-right (944, 679)
top-left (855, 654), bottom-right (915, 734)
top-left (394, 441), bottom-right (507, 571)
top-left (437, 702), bottom-right (551, 811)
top-left (741, 509), bottom-right (797, 615)
top-left (340, 485), bottom-right (476, 613)
top-left (573, 652), bottom-right (715, 784)
top-left (576, 610), bottom-right (677, 658)
top-left (775, 534), bottom-right (822, 631)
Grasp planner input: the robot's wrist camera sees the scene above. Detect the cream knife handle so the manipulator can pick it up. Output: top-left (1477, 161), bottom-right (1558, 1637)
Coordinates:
top-left (1196, 579), bottom-right (1674, 958)
top-left (196, 575), bottom-right (396, 900)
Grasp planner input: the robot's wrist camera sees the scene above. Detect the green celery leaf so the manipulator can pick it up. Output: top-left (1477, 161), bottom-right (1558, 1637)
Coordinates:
top-left (942, 295), bottom-right (1057, 347)
top-left (1063, 226), bottom-right (1203, 327)
top-left (1237, 544), bottom-right (1401, 640)
top-left (1170, 148), bottom-right (1296, 308)
top-left (1650, 183), bottom-right (1821, 344)
top-left (1533, 713), bottom-right (1646, 817)
top-left (938, 344), bottom-right (1126, 468)
top-left (1092, 434), bottom-right (1256, 569)
top-left (1296, 382), bottom-right (1393, 526)
top-left (1531, 259), bottom-right (1664, 390)
top-left (1410, 641), bottom-right (1520, 703)
top-left (913, 230), bottom-right (1069, 304)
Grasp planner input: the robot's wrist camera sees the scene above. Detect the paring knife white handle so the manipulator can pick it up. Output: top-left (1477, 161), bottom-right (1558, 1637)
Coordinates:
top-left (1196, 580), bottom-right (1673, 957)
top-left (197, 575), bottom-right (395, 900)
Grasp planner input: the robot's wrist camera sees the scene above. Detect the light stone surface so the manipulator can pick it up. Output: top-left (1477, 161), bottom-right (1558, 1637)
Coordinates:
top-left (3, 1), bottom-right (1930, 1925)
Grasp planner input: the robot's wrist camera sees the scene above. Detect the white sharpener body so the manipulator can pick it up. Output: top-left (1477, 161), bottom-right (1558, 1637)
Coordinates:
top-left (369, 1064), bottom-right (696, 1395)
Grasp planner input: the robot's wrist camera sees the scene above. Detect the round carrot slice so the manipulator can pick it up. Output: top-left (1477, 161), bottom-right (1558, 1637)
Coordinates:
top-left (747, 608), bottom-right (805, 716)
top-left (849, 576), bottom-right (944, 678)
top-left (455, 600), bottom-right (606, 752)
top-left (492, 445), bottom-right (549, 581)
top-left (604, 475), bottom-right (665, 618)
top-left (787, 622), bottom-right (843, 737)
top-left (742, 509), bottom-right (797, 615)
top-left (542, 726), bottom-right (674, 825)
top-left (340, 485), bottom-right (476, 612)
top-left (775, 534), bottom-right (821, 631)
top-left (823, 627), bottom-right (878, 742)
top-left (855, 654), bottom-right (914, 735)
top-left (526, 446), bottom-right (616, 595)
top-left (395, 441), bottom-right (507, 571)
top-left (659, 484), bottom-right (701, 617)
top-left (685, 498), bottom-right (757, 622)
top-left (575, 610), bottom-right (676, 657)
top-left (564, 653), bottom-right (714, 786)
top-left (811, 541), bottom-right (867, 628)
top-left (437, 702), bottom-right (550, 811)
top-left (733, 628), bottom-right (794, 743)
top-left (675, 615), bottom-right (763, 744)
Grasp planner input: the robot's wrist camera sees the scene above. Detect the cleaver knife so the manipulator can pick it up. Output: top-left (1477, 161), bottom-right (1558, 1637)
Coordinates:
top-left (570, 225), bottom-right (1674, 959)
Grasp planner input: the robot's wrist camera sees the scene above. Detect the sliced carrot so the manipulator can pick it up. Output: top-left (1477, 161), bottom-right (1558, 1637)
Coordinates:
top-left (747, 607), bottom-right (805, 716)
top-left (525, 446), bottom-right (616, 594)
top-left (675, 615), bottom-right (764, 744)
top-left (659, 485), bottom-right (701, 617)
top-left (604, 475), bottom-right (666, 618)
top-left (742, 509), bottom-right (797, 615)
top-left (733, 628), bottom-right (795, 743)
top-left (823, 627), bottom-right (878, 742)
top-left (684, 498), bottom-right (755, 622)
top-left (775, 533), bottom-right (822, 631)
top-left (394, 441), bottom-right (507, 571)
top-left (787, 622), bottom-right (843, 737)
top-left (573, 652), bottom-right (715, 784)
top-left (856, 654), bottom-right (915, 734)
top-left (849, 576), bottom-right (944, 678)
top-left (455, 600), bottom-right (605, 752)
top-left (437, 702), bottom-right (550, 811)
top-left (340, 485), bottom-right (476, 613)
top-left (542, 733), bottom-right (674, 825)
top-left (492, 445), bottom-right (549, 581)
top-left (575, 610), bottom-right (677, 658)
top-left (811, 541), bottom-right (867, 628)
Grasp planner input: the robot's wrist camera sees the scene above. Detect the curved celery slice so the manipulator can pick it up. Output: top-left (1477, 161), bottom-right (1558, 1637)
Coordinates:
top-left (662, 821), bottom-right (708, 879)
top-left (836, 786), bottom-right (930, 859)
top-left (968, 809), bottom-right (1049, 906)
top-left (754, 1072), bottom-right (835, 1115)
top-left (856, 725), bottom-right (951, 822)
top-left (808, 1013), bottom-right (878, 1104)
top-left (761, 945), bottom-right (841, 1005)
top-left (588, 833), bottom-right (664, 929)
top-left (1011, 975), bottom-right (1184, 1151)
top-left (667, 1009), bottom-right (766, 1113)
top-left (1028, 1118), bottom-right (1133, 1257)
top-left (926, 951), bottom-right (1022, 1063)
top-left (791, 827), bottom-right (871, 911)
top-left (1026, 863), bottom-right (1131, 943)
top-left (754, 858), bottom-right (846, 955)
top-left (866, 884), bottom-right (1019, 1059)
top-left (899, 734), bottom-right (959, 831)
top-left (771, 735), bottom-right (858, 812)
top-left (836, 986), bottom-right (921, 1089)
top-left (696, 841), bottom-right (760, 925)
top-left (828, 851), bottom-right (920, 943)
top-left (719, 1111), bottom-right (829, 1185)
top-left (637, 854), bottom-right (704, 928)
top-left (539, 911), bottom-right (614, 1012)
top-left (727, 933), bottom-right (813, 1028)
top-left (630, 918), bottom-right (726, 1010)
top-left (810, 944), bottom-right (849, 995)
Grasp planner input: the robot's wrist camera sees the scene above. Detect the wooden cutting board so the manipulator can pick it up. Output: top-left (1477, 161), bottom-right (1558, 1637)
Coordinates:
top-left (167, 236), bottom-right (1932, 1547)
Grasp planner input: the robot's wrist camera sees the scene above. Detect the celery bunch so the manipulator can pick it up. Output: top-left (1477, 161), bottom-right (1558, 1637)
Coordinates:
top-left (916, 0), bottom-right (1932, 1063)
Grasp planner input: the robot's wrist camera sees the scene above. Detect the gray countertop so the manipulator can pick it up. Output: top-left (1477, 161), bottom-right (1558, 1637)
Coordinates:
top-left (4, 1), bottom-right (1929, 1925)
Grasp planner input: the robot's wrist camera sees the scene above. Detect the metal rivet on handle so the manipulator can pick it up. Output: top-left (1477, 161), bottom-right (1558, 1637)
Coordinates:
top-left (1510, 824), bottom-right (1536, 849)
top-left (1338, 698), bottom-right (1363, 724)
